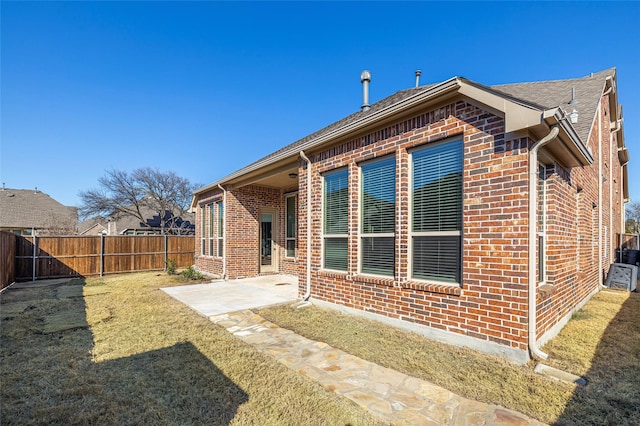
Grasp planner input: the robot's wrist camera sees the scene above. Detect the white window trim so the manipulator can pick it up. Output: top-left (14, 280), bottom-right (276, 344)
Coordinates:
top-left (200, 206), bottom-right (206, 256)
top-left (216, 200), bottom-right (224, 259)
top-left (538, 164), bottom-right (546, 285)
top-left (321, 168), bottom-right (349, 273)
top-left (208, 203), bottom-right (216, 257)
top-left (357, 156), bottom-right (396, 278)
top-left (285, 194), bottom-right (296, 259)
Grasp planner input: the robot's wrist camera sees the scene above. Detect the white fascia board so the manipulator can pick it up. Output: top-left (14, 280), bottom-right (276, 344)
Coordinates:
top-left (457, 81), bottom-right (543, 133)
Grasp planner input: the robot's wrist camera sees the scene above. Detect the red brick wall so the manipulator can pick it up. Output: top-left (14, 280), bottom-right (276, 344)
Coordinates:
top-left (298, 101), bottom-right (532, 353)
top-left (536, 95), bottom-right (624, 339)
top-left (195, 185), bottom-right (298, 279)
top-left (194, 93), bottom-right (625, 360)
top-left (194, 189), bottom-right (224, 276)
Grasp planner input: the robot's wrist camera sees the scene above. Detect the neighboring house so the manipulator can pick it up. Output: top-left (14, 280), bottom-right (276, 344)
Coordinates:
top-left (0, 187), bottom-right (78, 235)
top-left (78, 206), bottom-right (195, 236)
top-left (191, 68), bottom-right (629, 363)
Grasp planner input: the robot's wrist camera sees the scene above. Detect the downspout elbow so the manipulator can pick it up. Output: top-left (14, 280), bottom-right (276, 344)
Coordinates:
top-left (218, 184), bottom-right (227, 280)
top-left (528, 126), bottom-right (559, 361)
top-left (300, 151), bottom-right (312, 301)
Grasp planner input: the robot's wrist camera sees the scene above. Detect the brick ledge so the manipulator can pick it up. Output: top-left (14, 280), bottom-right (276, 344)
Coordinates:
top-left (352, 275), bottom-right (395, 287)
top-left (402, 281), bottom-right (462, 296)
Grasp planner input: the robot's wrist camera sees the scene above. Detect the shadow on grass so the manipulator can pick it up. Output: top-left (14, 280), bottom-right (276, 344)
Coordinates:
top-left (0, 278), bottom-right (248, 425)
top-left (554, 291), bottom-right (640, 425)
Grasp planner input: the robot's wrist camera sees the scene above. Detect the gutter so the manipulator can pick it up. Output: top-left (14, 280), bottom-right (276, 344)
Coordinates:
top-left (527, 125), bottom-right (559, 361)
top-left (299, 151), bottom-right (312, 300)
top-left (218, 184), bottom-right (227, 279)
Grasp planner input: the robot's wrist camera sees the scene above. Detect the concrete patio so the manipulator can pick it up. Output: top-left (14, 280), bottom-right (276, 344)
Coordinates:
top-left (161, 274), bottom-right (299, 317)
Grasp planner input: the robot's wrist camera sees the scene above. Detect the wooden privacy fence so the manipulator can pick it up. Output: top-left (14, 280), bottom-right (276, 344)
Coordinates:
top-left (14, 235), bottom-right (195, 281)
top-left (1, 232), bottom-right (17, 290)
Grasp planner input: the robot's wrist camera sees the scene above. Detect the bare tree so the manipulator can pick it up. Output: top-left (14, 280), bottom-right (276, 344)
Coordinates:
top-left (79, 168), bottom-right (198, 235)
top-left (626, 201), bottom-right (640, 234)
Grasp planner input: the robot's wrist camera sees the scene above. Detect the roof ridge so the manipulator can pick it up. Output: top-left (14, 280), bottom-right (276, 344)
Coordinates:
top-left (491, 67), bottom-right (615, 88)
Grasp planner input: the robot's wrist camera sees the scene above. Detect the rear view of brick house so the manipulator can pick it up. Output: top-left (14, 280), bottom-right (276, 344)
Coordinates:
top-left (191, 68), bottom-right (629, 363)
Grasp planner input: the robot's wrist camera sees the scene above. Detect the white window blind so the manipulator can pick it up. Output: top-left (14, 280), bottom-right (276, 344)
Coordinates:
top-left (411, 139), bottom-right (462, 283)
top-left (324, 169), bottom-right (349, 271)
top-left (361, 156), bottom-right (395, 276)
top-left (286, 195), bottom-right (296, 257)
top-left (217, 201), bottom-right (224, 257)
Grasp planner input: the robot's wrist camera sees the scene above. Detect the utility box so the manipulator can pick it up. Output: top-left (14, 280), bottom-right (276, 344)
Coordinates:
top-left (604, 263), bottom-right (638, 292)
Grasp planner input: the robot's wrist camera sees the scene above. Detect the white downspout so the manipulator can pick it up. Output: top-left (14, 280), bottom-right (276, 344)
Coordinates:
top-left (598, 107), bottom-right (603, 286)
top-left (217, 184), bottom-right (227, 279)
top-left (528, 126), bottom-right (558, 360)
top-left (300, 151), bottom-right (312, 300)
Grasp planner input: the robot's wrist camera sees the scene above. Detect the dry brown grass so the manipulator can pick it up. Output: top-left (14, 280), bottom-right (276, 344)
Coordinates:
top-left (0, 273), bottom-right (383, 425)
top-left (542, 289), bottom-right (640, 425)
top-left (258, 289), bottom-right (640, 425)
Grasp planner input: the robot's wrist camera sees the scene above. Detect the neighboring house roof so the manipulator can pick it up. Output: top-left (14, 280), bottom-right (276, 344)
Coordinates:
top-left (78, 217), bottom-right (108, 235)
top-left (193, 68), bottom-right (625, 201)
top-left (0, 188), bottom-right (78, 231)
top-left (79, 206), bottom-right (195, 235)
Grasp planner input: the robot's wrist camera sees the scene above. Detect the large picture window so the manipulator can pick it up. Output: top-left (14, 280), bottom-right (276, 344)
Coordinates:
top-left (411, 139), bottom-right (463, 283)
top-left (286, 195), bottom-right (296, 258)
top-left (360, 156), bottom-right (395, 276)
top-left (323, 169), bottom-right (349, 271)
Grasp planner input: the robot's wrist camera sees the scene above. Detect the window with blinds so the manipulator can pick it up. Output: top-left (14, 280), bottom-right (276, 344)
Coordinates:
top-left (200, 206), bottom-right (206, 255)
top-left (360, 156), bottom-right (395, 276)
top-left (217, 201), bottom-right (224, 257)
top-left (411, 139), bottom-right (462, 283)
top-left (323, 169), bottom-right (349, 271)
top-left (209, 204), bottom-right (215, 256)
top-left (286, 195), bottom-right (296, 258)
top-left (537, 165), bottom-right (546, 283)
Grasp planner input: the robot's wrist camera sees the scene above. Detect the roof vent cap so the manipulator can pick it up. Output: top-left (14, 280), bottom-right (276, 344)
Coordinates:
top-left (360, 70), bottom-right (371, 112)
top-left (568, 87), bottom-right (579, 105)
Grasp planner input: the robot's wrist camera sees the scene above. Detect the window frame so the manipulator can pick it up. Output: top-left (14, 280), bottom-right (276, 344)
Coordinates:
top-left (537, 164), bottom-right (547, 285)
top-left (285, 194), bottom-right (297, 258)
top-left (200, 205), bottom-right (206, 256)
top-left (409, 138), bottom-right (463, 285)
top-left (358, 155), bottom-right (396, 277)
top-left (216, 200), bottom-right (224, 258)
top-left (322, 168), bottom-right (349, 272)
top-left (208, 203), bottom-right (216, 257)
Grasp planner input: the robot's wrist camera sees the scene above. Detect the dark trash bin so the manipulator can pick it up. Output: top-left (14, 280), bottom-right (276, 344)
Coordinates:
top-left (622, 249), bottom-right (640, 266)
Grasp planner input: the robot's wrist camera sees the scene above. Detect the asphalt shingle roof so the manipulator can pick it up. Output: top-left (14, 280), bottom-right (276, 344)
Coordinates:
top-left (0, 188), bottom-right (78, 230)
top-left (197, 68), bottom-right (614, 193)
top-left (489, 68), bottom-right (615, 144)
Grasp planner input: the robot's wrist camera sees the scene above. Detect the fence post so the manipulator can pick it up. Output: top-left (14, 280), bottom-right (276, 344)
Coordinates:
top-left (32, 235), bottom-right (38, 282)
top-left (164, 235), bottom-right (168, 270)
top-left (99, 234), bottom-right (104, 277)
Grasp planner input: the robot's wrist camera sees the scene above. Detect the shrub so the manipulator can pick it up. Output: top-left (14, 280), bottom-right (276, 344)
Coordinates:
top-left (165, 259), bottom-right (178, 275)
top-left (181, 266), bottom-right (204, 281)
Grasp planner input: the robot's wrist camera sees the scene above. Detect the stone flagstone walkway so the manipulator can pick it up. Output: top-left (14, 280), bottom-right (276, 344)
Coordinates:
top-left (210, 309), bottom-right (545, 425)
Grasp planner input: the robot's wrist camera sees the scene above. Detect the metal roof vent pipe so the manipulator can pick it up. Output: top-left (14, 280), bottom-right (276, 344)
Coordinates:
top-left (360, 70), bottom-right (371, 111)
top-left (568, 87), bottom-right (579, 105)
top-left (415, 70), bottom-right (422, 87)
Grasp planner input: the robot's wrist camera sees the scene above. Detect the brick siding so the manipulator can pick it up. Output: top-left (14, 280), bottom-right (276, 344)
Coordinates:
top-left (194, 95), bottom-right (624, 361)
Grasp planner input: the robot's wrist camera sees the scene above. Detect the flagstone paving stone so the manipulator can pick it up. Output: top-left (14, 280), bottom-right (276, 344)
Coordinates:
top-left (210, 309), bottom-right (545, 425)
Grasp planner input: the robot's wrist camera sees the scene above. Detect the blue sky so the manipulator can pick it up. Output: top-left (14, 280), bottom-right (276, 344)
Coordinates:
top-left (2, 1), bottom-right (639, 210)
